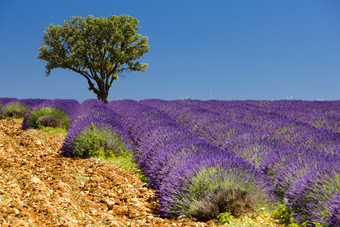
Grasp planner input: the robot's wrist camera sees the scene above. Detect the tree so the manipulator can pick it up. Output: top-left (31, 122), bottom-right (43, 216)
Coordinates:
top-left (38, 14), bottom-right (149, 103)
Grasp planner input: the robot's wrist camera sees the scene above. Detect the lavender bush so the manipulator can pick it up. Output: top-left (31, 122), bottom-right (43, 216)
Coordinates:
top-left (22, 99), bottom-right (79, 130)
top-left (61, 99), bottom-right (132, 158)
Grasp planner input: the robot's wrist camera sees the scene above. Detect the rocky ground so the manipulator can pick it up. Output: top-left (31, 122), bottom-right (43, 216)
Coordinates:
top-left (0, 119), bottom-right (279, 226)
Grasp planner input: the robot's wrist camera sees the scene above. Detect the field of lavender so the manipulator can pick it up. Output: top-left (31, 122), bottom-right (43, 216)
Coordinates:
top-left (1, 97), bottom-right (339, 226)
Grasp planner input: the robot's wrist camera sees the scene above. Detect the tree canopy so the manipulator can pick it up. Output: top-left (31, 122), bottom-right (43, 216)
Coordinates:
top-left (38, 14), bottom-right (150, 103)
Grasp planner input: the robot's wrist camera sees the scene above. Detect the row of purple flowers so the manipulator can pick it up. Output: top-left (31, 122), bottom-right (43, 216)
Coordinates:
top-left (62, 99), bottom-right (132, 156)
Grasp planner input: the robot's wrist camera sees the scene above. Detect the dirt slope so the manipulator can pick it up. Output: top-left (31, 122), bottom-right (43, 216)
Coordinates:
top-left (0, 119), bottom-right (212, 226)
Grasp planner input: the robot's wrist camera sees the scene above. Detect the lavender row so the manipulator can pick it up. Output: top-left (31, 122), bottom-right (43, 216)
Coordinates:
top-left (108, 100), bottom-right (270, 219)
top-left (22, 99), bottom-right (80, 130)
top-left (61, 99), bottom-right (132, 158)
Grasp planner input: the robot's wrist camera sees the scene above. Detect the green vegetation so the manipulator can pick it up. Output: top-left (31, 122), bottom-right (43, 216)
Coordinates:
top-left (28, 107), bottom-right (70, 129)
top-left (270, 202), bottom-right (296, 225)
top-left (73, 124), bottom-right (140, 173)
top-left (217, 212), bottom-right (237, 225)
top-left (214, 202), bottom-right (326, 226)
top-left (2, 102), bottom-right (29, 119)
top-left (37, 125), bottom-right (68, 135)
top-left (268, 202), bottom-right (328, 227)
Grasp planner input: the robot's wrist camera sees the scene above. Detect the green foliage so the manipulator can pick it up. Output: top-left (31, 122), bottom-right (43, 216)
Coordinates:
top-left (2, 102), bottom-right (29, 119)
top-left (38, 14), bottom-right (150, 103)
top-left (37, 125), bottom-right (67, 135)
top-left (73, 124), bottom-right (140, 172)
top-left (216, 210), bottom-right (281, 226)
top-left (271, 202), bottom-right (295, 225)
top-left (74, 124), bottom-right (121, 158)
top-left (269, 202), bottom-right (326, 226)
top-left (105, 144), bottom-right (140, 172)
top-left (138, 173), bottom-right (148, 183)
top-left (28, 107), bottom-right (70, 129)
top-left (218, 212), bottom-right (235, 224)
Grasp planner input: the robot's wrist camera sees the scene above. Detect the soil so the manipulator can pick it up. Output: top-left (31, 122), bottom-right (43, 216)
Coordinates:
top-left (0, 119), bottom-right (279, 226)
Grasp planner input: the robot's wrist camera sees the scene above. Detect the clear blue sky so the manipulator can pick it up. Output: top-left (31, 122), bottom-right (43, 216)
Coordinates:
top-left (1, 0), bottom-right (339, 102)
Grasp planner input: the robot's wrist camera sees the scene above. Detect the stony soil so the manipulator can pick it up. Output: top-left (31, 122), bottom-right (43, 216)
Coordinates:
top-left (0, 119), bottom-right (280, 226)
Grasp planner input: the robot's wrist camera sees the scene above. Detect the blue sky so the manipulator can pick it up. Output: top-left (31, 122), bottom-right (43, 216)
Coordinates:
top-left (1, 0), bottom-right (339, 102)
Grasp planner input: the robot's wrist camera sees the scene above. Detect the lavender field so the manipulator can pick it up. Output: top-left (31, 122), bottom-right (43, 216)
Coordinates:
top-left (1, 98), bottom-right (340, 226)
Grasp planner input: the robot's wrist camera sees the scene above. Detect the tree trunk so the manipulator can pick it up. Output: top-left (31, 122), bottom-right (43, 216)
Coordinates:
top-left (96, 80), bottom-right (110, 104)
top-left (97, 92), bottom-right (109, 104)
